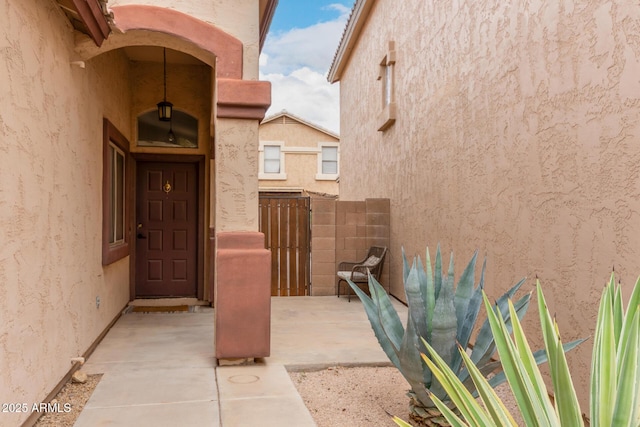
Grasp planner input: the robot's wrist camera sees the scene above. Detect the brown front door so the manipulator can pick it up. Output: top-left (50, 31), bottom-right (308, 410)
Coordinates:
top-left (135, 162), bottom-right (198, 297)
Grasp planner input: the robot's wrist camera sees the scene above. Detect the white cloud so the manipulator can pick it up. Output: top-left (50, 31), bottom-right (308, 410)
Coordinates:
top-left (260, 4), bottom-right (351, 135)
top-left (261, 67), bottom-right (340, 135)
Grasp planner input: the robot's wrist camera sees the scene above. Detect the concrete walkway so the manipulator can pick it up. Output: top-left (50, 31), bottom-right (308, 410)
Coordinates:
top-left (76, 296), bottom-right (407, 427)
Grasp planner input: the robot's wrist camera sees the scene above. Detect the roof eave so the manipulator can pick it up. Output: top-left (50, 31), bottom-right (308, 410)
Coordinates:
top-left (261, 111), bottom-right (340, 139)
top-left (327, 0), bottom-right (376, 83)
top-left (259, 0), bottom-right (279, 52)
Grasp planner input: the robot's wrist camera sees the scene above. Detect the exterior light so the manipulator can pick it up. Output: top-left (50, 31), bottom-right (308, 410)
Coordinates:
top-left (157, 48), bottom-right (172, 122)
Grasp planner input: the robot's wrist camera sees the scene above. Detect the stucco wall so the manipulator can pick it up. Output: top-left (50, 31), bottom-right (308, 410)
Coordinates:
top-left (259, 120), bottom-right (340, 195)
top-left (0, 1), bottom-right (132, 424)
top-left (108, 0), bottom-right (260, 79)
top-left (215, 118), bottom-right (260, 232)
top-left (338, 0), bottom-right (640, 409)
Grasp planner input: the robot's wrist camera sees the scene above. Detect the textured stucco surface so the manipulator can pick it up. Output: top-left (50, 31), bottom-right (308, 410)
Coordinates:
top-left (0, 1), bottom-right (132, 424)
top-left (259, 119), bottom-right (340, 195)
top-left (215, 118), bottom-right (261, 232)
top-left (337, 0), bottom-right (640, 410)
top-left (108, 0), bottom-right (260, 79)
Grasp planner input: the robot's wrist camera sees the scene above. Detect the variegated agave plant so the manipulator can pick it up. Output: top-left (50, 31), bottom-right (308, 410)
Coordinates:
top-left (405, 275), bottom-right (639, 427)
top-left (348, 246), bottom-right (584, 427)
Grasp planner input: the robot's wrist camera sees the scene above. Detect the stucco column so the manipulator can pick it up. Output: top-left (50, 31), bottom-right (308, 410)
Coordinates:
top-left (214, 113), bottom-right (271, 361)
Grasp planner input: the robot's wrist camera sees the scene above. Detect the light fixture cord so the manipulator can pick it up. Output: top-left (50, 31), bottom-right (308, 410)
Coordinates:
top-left (163, 47), bottom-right (167, 101)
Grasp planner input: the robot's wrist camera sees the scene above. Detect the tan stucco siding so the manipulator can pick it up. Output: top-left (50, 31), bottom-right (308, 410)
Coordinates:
top-left (215, 118), bottom-right (260, 231)
top-left (0, 1), bottom-right (132, 424)
top-left (338, 0), bottom-right (640, 408)
top-left (109, 0), bottom-right (260, 79)
top-left (259, 120), bottom-right (340, 195)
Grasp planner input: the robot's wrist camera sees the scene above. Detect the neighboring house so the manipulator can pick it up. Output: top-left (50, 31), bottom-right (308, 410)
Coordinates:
top-left (1, 0), bottom-right (276, 424)
top-left (259, 111), bottom-right (340, 198)
top-left (328, 0), bottom-right (640, 411)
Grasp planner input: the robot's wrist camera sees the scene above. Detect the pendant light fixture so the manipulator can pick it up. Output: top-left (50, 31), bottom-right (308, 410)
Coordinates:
top-left (157, 47), bottom-right (173, 122)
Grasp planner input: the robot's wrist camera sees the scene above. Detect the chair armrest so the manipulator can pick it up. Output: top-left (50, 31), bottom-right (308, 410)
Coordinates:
top-left (338, 261), bottom-right (358, 270)
top-left (351, 264), bottom-right (370, 275)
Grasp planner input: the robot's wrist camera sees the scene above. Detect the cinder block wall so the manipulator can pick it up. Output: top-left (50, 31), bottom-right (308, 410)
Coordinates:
top-left (310, 198), bottom-right (390, 295)
top-left (365, 198), bottom-right (390, 287)
top-left (310, 198), bottom-right (337, 295)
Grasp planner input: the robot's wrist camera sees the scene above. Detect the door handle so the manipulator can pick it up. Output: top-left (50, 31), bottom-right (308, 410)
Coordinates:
top-left (137, 233), bottom-right (147, 239)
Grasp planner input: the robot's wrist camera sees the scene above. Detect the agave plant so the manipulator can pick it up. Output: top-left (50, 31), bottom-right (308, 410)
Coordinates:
top-left (411, 274), bottom-right (640, 427)
top-left (348, 245), bottom-right (584, 427)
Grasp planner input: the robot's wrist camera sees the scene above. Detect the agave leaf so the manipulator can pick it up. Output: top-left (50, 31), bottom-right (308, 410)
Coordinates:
top-left (613, 283), bottom-right (624, 345)
top-left (481, 293), bottom-right (551, 427)
top-left (400, 312), bottom-right (433, 407)
top-left (488, 338), bottom-right (587, 389)
top-left (454, 344), bottom-right (518, 426)
top-left (460, 360), bottom-right (502, 396)
top-left (434, 244), bottom-right (443, 299)
top-left (471, 278), bottom-right (527, 366)
top-left (447, 251), bottom-right (455, 300)
top-left (401, 246), bottom-right (411, 285)
top-left (472, 291), bottom-right (531, 372)
top-left (422, 249), bottom-right (435, 343)
top-left (616, 275), bottom-right (640, 368)
top-left (423, 342), bottom-right (495, 427)
top-left (454, 250), bottom-right (479, 339)
top-left (405, 264), bottom-right (429, 356)
top-left (391, 416), bottom-right (415, 427)
top-left (429, 261), bottom-right (458, 399)
top-left (347, 277), bottom-right (403, 370)
top-left (593, 279), bottom-right (617, 427)
top-left (453, 259), bottom-right (486, 376)
top-left (552, 333), bottom-right (583, 427)
top-left (612, 299), bottom-right (640, 426)
top-left (536, 282), bottom-right (582, 426)
top-left (590, 285), bottom-right (605, 427)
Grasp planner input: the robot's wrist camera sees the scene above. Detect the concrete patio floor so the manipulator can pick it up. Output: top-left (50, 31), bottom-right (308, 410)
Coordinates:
top-left (76, 295), bottom-right (408, 426)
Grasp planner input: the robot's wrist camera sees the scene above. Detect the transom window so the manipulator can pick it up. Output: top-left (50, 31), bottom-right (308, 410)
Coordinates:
top-left (137, 109), bottom-right (198, 148)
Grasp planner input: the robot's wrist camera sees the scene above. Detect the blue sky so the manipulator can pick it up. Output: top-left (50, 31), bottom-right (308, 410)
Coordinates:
top-left (260, 0), bottom-right (355, 134)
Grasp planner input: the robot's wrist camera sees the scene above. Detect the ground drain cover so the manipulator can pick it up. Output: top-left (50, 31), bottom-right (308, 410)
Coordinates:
top-left (227, 375), bottom-right (260, 384)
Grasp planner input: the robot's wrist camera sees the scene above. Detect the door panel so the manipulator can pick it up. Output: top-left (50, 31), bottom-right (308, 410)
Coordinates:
top-left (136, 162), bottom-right (198, 297)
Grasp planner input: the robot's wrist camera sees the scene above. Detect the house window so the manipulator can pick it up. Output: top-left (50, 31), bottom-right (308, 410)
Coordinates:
top-left (316, 143), bottom-right (339, 180)
top-left (137, 109), bottom-right (198, 148)
top-left (259, 141), bottom-right (286, 180)
top-left (377, 41), bottom-right (396, 132)
top-left (102, 119), bottom-right (130, 265)
top-left (108, 144), bottom-right (125, 245)
top-left (264, 145), bottom-right (281, 173)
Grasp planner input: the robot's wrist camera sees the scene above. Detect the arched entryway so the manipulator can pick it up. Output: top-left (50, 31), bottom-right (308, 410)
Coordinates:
top-left (84, 5), bottom-right (273, 359)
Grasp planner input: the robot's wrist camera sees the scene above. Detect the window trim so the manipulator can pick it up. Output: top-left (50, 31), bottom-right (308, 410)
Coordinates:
top-left (315, 142), bottom-right (339, 180)
top-left (102, 118), bottom-right (131, 265)
top-left (377, 41), bottom-right (396, 132)
top-left (258, 141), bottom-right (287, 180)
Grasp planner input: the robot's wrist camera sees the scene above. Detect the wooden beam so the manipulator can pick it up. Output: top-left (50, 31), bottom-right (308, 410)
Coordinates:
top-left (71, 0), bottom-right (110, 47)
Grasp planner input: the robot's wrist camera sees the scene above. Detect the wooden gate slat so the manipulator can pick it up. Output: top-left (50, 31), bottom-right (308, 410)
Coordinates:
top-left (298, 198), bottom-right (309, 296)
top-left (260, 199), bottom-right (269, 249)
top-left (279, 199), bottom-right (288, 296)
top-left (258, 195), bottom-right (310, 297)
top-left (288, 199), bottom-right (299, 296)
top-left (269, 199), bottom-right (279, 296)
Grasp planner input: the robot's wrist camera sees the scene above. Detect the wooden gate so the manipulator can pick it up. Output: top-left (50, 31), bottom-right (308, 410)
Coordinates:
top-left (259, 195), bottom-right (310, 296)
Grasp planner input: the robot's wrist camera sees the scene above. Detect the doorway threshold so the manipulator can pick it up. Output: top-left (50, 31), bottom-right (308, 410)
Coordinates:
top-left (125, 298), bottom-right (211, 313)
